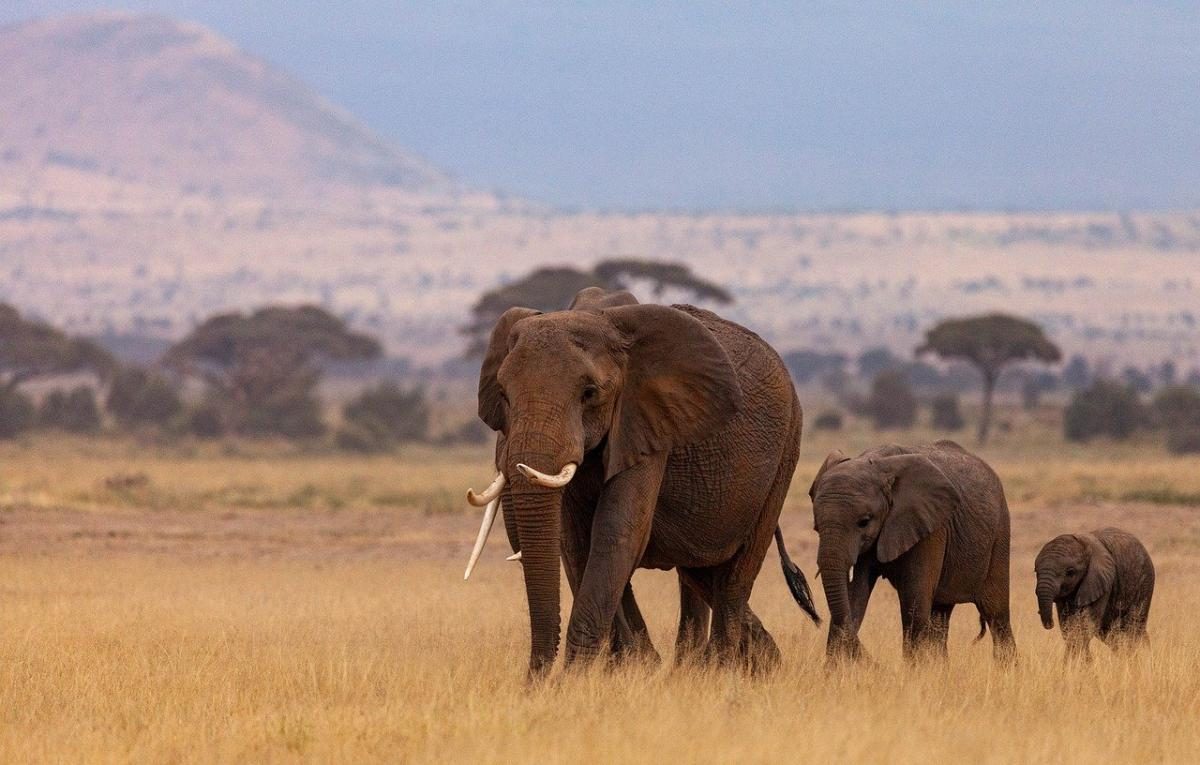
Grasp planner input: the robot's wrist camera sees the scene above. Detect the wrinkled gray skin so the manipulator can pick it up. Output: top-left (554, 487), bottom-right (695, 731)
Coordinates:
top-left (809, 441), bottom-right (1016, 664)
top-left (481, 288), bottom-right (817, 678)
top-left (1034, 527), bottom-right (1154, 661)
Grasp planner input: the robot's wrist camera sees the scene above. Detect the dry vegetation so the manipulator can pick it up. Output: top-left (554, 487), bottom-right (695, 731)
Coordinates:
top-left (1, 425), bottom-right (1199, 763)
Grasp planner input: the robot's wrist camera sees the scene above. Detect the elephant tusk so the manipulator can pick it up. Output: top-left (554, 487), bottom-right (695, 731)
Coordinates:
top-left (463, 496), bottom-right (500, 581)
top-left (506, 551), bottom-right (522, 562)
top-left (466, 472), bottom-right (505, 507)
top-left (516, 462), bottom-right (577, 488)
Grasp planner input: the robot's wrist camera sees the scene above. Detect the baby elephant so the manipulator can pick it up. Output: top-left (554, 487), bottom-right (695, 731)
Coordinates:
top-left (809, 441), bottom-right (1015, 664)
top-left (1034, 527), bottom-right (1154, 660)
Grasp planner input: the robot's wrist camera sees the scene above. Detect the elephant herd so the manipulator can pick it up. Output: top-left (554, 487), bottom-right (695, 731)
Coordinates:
top-left (463, 291), bottom-right (1155, 677)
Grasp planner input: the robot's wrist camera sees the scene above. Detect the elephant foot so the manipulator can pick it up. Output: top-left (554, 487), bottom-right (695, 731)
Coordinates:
top-left (609, 636), bottom-right (662, 669)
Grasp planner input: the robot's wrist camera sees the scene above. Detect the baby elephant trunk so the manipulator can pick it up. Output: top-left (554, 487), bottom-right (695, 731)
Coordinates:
top-left (1035, 576), bottom-right (1057, 629)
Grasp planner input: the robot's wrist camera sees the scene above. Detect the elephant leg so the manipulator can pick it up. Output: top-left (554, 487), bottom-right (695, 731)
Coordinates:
top-left (675, 568), bottom-right (711, 664)
top-left (978, 530), bottom-right (1017, 664)
top-left (739, 608), bottom-right (782, 673)
top-left (849, 561), bottom-right (879, 633)
top-left (1060, 613), bottom-right (1093, 664)
top-left (929, 604), bottom-right (954, 657)
top-left (894, 533), bottom-right (945, 661)
top-left (610, 583), bottom-right (660, 664)
top-left (564, 453), bottom-right (665, 666)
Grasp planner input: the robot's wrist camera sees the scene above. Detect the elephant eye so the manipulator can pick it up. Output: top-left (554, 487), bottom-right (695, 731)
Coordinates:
top-left (1066, 567), bottom-right (1077, 576)
top-left (857, 516), bottom-right (871, 528)
top-left (581, 384), bottom-right (599, 403)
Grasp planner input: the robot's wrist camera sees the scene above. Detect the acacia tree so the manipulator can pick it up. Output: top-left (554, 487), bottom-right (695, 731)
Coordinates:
top-left (460, 258), bottom-right (732, 356)
top-left (163, 305), bottom-right (380, 437)
top-left (0, 303), bottom-right (114, 391)
top-left (918, 313), bottom-right (1061, 444)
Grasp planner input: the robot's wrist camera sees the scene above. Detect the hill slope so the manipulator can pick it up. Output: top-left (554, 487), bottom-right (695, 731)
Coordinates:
top-left (0, 11), bottom-right (450, 199)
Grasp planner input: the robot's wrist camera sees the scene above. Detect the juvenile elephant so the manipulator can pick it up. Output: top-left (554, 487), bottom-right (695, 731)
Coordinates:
top-left (1034, 527), bottom-right (1154, 660)
top-left (809, 441), bottom-right (1015, 663)
top-left (463, 288), bottom-right (818, 676)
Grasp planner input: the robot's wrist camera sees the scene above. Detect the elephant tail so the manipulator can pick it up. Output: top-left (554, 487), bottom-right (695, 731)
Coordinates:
top-left (775, 526), bottom-right (821, 624)
top-left (974, 610), bottom-right (988, 642)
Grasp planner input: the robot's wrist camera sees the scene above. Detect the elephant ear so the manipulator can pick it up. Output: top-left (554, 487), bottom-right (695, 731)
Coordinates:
top-left (808, 449), bottom-right (850, 499)
top-left (477, 307), bottom-right (541, 431)
top-left (875, 454), bottom-right (962, 563)
top-left (601, 304), bottom-right (743, 479)
top-left (1075, 534), bottom-right (1116, 606)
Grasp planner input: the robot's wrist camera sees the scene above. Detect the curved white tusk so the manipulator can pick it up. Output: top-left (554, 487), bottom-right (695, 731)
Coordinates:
top-left (466, 472), bottom-right (505, 507)
top-left (516, 462), bottom-right (577, 488)
top-left (506, 551), bottom-right (522, 562)
top-left (463, 497), bottom-right (500, 581)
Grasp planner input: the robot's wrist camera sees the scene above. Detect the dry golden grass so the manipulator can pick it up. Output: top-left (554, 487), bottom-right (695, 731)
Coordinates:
top-left (0, 431), bottom-right (1198, 763)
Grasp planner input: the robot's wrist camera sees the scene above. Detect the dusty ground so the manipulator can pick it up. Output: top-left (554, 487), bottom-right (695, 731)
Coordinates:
top-left (0, 434), bottom-right (1198, 763)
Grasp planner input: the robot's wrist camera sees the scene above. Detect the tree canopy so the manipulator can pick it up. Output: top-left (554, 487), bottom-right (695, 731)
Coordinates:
top-left (0, 303), bottom-right (115, 390)
top-left (460, 259), bottom-right (733, 356)
top-left (918, 313), bottom-right (1061, 443)
top-left (163, 305), bottom-right (381, 436)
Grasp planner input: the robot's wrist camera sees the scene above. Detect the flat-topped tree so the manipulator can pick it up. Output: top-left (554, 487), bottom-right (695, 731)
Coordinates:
top-left (460, 259), bottom-right (732, 356)
top-left (163, 305), bottom-right (381, 436)
top-left (0, 303), bottom-right (114, 391)
top-left (918, 313), bottom-right (1061, 445)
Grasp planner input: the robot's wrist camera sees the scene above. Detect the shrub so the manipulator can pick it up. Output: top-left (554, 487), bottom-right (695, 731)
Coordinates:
top-left (106, 367), bottom-right (182, 427)
top-left (39, 386), bottom-right (101, 433)
top-left (1153, 386), bottom-right (1200, 454)
top-left (1063, 380), bottom-right (1146, 442)
top-left (867, 370), bottom-right (917, 429)
top-left (436, 418), bottom-right (492, 445)
top-left (334, 423), bottom-right (392, 454)
top-left (185, 402), bottom-right (225, 439)
top-left (812, 410), bottom-right (843, 431)
top-left (1166, 425), bottom-right (1200, 454)
top-left (930, 394), bottom-right (965, 431)
top-left (343, 382), bottom-right (429, 445)
top-left (0, 387), bottom-right (36, 438)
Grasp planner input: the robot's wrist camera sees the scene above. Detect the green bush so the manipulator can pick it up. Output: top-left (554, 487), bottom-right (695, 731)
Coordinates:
top-left (343, 382), bottom-right (429, 446)
top-left (39, 386), bottom-right (101, 433)
top-left (867, 370), bottom-right (917, 429)
top-left (930, 394), bottom-right (965, 431)
top-left (812, 410), bottom-right (844, 431)
top-left (106, 367), bottom-right (182, 427)
top-left (435, 418), bottom-right (492, 445)
top-left (1063, 380), bottom-right (1146, 442)
top-left (334, 423), bottom-right (392, 454)
top-left (184, 402), bottom-right (226, 439)
top-left (0, 388), bottom-right (36, 439)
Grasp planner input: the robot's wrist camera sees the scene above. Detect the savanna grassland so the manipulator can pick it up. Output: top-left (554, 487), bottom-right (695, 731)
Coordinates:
top-left (1, 417), bottom-right (1199, 763)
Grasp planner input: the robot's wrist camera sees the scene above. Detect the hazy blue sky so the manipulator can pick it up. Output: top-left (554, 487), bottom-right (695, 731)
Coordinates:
top-left (4, 2), bottom-right (1199, 211)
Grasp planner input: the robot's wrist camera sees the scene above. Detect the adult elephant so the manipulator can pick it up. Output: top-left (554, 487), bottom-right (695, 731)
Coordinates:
top-left (464, 288), bottom-right (818, 676)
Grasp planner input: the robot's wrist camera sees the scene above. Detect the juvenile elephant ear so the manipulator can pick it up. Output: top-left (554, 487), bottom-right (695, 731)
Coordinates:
top-left (1075, 534), bottom-right (1116, 606)
top-left (876, 454), bottom-right (962, 563)
top-left (601, 304), bottom-right (743, 479)
top-left (477, 307), bottom-right (541, 431)
top-left (808, 449), bottom-right (850, 499)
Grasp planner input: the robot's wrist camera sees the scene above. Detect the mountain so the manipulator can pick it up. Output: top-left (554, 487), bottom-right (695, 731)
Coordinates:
top-left (0, 12), bottom-right (1197, 371)
top-left (0, 11), bottom-right (450, 200)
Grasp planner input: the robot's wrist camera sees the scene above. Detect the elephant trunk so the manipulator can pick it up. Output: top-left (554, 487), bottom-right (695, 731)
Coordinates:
top-left (507, 477), bottom-right (563, 677)
top-left (817, 534), bottom-right (859, 659)
top-left (1036, 575), bottom-right (1057, 629)
top-left (503, 419), bottom-right (579, 678)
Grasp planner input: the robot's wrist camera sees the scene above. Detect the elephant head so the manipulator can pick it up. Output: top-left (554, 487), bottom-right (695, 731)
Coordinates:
top-left (809, 450), bottom-right (962, 650)
top-left (468, 293), bottom-right (743, 674)
top-left (1034, 534), bottom-right (1115, 628)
